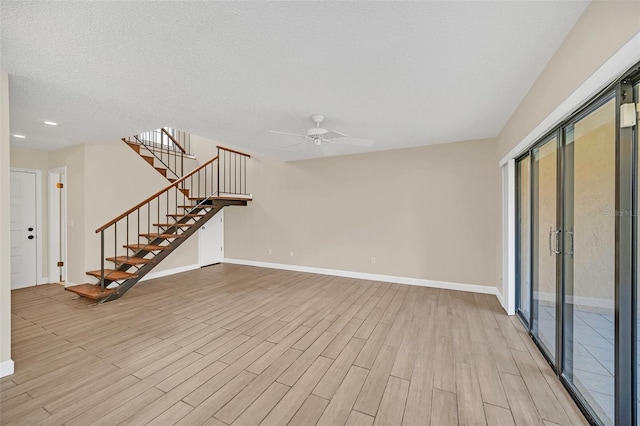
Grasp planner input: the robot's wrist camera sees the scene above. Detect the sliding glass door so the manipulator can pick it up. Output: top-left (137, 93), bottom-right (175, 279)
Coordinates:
top-left (532, 135), bottom-right (560, 363)
top-left (514, 64), bottom-right (640, 425)
top-left (563, 96), bottom-right (617, 425)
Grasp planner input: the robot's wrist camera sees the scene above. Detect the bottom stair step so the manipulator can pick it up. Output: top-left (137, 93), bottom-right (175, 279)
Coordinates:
top-left (86, 269), bottom-right (138, 281)
top-left (65, 284), bottom-right (117, 300)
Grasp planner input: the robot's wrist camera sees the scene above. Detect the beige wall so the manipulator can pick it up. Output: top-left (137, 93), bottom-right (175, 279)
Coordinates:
top-left (497, 1), bottom-right (640, 160)
top-left (1, 73), bottom-right (12, 371)
top-left (497, 1), bottom-right (640, 296)
top-left (49, 144), bottom-right (86, 284)
top-left (10, 148), bottom-right (49, 282)
top-left (225, 138), bottom-right (499, 287)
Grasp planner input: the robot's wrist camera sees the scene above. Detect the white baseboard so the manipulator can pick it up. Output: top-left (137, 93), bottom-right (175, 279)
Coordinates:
top-left (224, 258), bottom-right (497, 296)
top-left (0, 359), bottom-right (14, 378)
top-left (140, 264), bottom-right (200, 282)
top-left (495, 289), bottom-right (505, 309)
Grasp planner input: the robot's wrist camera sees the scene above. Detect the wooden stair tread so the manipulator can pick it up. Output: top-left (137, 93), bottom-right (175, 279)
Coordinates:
top-left (141, 156), bottom-right (155, 166)
top-left (177, 205), bottom-right (210, 209)
top-left (166, 214), bottom-right (206, 218)
top-left (106, 256), bottom-right (152, 265)
top-left (153, 223), bottom-right (194, 227)
top-left (125, 142), bottom-right (141, 153)
top-left (154, 167), bottom-right (167, 176)
top-left (124, 244), bottom-right (170, 251)
top-left (139, 233), bottom-right (185, 239)
top-left (86, 269), bottom-right (138, 280)
top-left (65, 284), bottom-right (116, 300)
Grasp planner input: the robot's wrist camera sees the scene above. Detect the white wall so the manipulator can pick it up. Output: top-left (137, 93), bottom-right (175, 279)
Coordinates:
top-left (1, 73), bottom-right (14, 377)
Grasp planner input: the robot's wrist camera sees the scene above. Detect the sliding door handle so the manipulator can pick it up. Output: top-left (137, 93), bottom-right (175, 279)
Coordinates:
top-left (553, 229), bottom-right (562, 255)
top-left (566, 229), bottom-right (574, 256)
top-left (549, 227), bottom-right (561, 255)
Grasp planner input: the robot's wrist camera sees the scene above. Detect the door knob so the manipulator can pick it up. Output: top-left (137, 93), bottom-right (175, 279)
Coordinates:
top-left (28, 227), bottom-right (34, 231)
top-left (28, 235), bottom-right (34, 240)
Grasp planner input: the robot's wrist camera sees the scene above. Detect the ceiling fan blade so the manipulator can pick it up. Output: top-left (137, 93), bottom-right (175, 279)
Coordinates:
top-left (335, 137), bottom-right (374, 147)
top-left (321, 130), bottom-right (347, 139)
top-left (267, 130), bottom-right (309, 138)
top-left (279, 140), bottom-right (309, 150)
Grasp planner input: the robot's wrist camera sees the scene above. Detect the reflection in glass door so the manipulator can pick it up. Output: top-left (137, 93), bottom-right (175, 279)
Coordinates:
top-left (563, 97), bottom-right (617, 425)
top-left (532, 136), bottom-right (559, 362)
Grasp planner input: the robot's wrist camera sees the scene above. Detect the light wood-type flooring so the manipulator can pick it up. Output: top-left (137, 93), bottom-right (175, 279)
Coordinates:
top-left (0, 264), bottom-right (588, 425)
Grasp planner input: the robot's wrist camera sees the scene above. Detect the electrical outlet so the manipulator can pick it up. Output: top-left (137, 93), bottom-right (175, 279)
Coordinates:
top-left (268, 248), bottom-right (272, 255)
top-left (371, 257), bottom-right (376, 265)
top-left (289, 251), bottom-right (294, 257)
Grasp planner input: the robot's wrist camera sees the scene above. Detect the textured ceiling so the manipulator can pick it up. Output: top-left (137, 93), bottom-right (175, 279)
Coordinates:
top-left (1, 1), bottom-right (589, 161)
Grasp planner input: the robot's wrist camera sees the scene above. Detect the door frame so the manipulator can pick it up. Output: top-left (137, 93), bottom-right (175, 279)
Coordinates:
top-left (48, 167), bottom-right (67, 284)
top-left (10, 167), bottom-right (44, 286)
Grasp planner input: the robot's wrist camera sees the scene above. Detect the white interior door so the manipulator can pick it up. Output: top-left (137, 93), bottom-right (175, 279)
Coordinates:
top-left (199, 209), bottom-right (224, 267)
top-left (10, 170), bottom-right (38, 289)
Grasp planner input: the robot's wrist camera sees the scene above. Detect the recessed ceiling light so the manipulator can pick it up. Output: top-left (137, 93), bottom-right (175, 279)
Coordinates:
top-left (44, 121), bottom-right (58, 126)
top-left (13, 134), bottom-right (26, 138)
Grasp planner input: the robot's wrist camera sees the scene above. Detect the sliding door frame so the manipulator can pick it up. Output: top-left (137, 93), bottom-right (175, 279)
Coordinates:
top-left (514, 61), bottom-right (640, 426)
top-left (613, 72), bottom-right (637, 426)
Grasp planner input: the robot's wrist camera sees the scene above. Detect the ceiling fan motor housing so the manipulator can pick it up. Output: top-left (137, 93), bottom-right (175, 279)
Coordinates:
top-left (307, 127), bottom-right (329, 137)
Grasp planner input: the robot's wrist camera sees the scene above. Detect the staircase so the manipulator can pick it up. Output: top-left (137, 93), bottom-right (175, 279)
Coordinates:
top-left (66, 142), bottom-right (251, 303)
top-left (122, 127), bottom-right (190, 182)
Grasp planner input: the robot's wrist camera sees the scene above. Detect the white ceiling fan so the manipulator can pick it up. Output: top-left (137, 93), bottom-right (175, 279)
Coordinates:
top-left (268, 114), bottom-right (374, 149)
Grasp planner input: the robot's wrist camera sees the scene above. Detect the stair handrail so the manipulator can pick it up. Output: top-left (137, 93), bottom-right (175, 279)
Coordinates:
top-left (123, 127), bottom-right (189, 180)
top-left (216, 145), bottom-right (251, 158)
top-left (161, 128), bottom-right (187, 154)
top-left (96, 155), bottom-right (219, 233)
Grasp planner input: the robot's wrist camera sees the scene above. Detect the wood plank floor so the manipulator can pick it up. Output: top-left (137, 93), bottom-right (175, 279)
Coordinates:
top-left (0, 264), bottom-right (588, 426)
